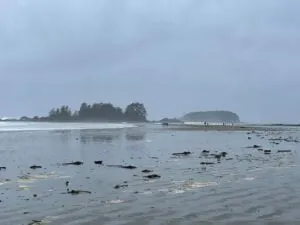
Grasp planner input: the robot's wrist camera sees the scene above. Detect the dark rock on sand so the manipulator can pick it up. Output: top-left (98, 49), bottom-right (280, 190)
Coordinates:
top-left (114, 184), bottom-right (129, 189)
top-left (67, 189), bottom-right (92, 195)
top-left (30, 165), bottom-right (42, 169)
top-left (28, 220), bottom-right (42, 225)
top-left (142, 169), bottom-right (153, 173)
top-left (248, 137), bottom-right (252, 140)
top-left (200, 162), bottom-right (215, 165)
top-left (94, 161), bottom-right (103, 165)
top-left (277, 150), bottom-right (292, 153)
top-left (246, 145), bottom-right (261, 149)
top-left (33, 194), bottom-right (37, 198)
top-left (0, 167), bottom-right (6, 170)
top-left (172, 151), bottom-right (192, 156)
top-left (221, 152), bottom-right (228, 157)
top-left (144, 174), bottom-right (161, 179)
top-left (264, 150), bottom-right (271, 154)
top-left (62, 161), bottom-right (83, 166)
top-left (214, 154), bottom-right (222, 160)
top-left (107, 165), bottom-right (137, 169)
top-left (202, 150), bottom-right (210, 154)
top-left (65, 181), bottom-right (69, 186)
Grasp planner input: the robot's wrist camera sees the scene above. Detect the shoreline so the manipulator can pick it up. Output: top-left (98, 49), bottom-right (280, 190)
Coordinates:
top-left (161, 124), bottom-right (285, 131)
top-left (0, 120), bottom-right (294, 132)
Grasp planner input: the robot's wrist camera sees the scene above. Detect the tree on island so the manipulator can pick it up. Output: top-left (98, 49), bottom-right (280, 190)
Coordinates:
top-left (78, 102), bottom-right (123, 121)
top-left (124, 102), bottom-right (147, 121)
top-left (48, 105), bottom-right (72, 121)
top-left (26, 101), bottom-right (149, 122)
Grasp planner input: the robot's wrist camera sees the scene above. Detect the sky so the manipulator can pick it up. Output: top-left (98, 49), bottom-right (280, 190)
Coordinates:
top-left (1, 0), bottom-right (300, 123)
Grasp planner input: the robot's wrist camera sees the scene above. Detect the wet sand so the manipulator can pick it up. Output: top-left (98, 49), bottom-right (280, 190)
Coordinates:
top-left (0, 124), bottom-right (299, 224)
top-left (162, 124), bottom-right (281, 132)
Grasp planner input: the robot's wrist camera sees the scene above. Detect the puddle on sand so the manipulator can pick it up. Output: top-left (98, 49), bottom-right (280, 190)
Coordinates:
top-left (18, 185), bottom-right (31, 190)
top-left (106, 200), bottom-right (125, 204)
top-left (28, 219), bottom-right (51, 225)
top-left (182, 181), bottom-right (218, 190)
top-left (16, 171), bottom-right (70, 185)
top-left (170, 189), bottom-right (186, 194)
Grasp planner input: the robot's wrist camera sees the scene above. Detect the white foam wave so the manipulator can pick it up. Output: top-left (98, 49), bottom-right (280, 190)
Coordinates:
top-left (0, 122), bottom-right (136, 132)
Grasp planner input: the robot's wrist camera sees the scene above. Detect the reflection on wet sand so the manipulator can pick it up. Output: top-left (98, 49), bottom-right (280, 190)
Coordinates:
top-left (125, 131), bottom-right (146, 141)
top-left (79, 129), bottom-right (121, 143)
top-left (78, 129), bottom-right (146, 143)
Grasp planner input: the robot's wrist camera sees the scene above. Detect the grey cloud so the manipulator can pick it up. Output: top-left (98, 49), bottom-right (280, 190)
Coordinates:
top-left (1, 0), bottom-right (300, 122)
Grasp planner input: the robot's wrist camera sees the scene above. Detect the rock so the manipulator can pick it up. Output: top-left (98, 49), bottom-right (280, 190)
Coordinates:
top-left (221, 152), bottom-right (228, 157)
top-left (23, 212), bottom-right (29, 214)
top-left (162, 122), bottom-right (169, 126)
top-left (257, 148), bottom-right (264, 151)
top-left (214, 154), bottom-right (222, 160)
top-left (202, 150), bottom-right (210, 154)
top-left (144, 174), bottom-right (161, 179)
top-left (277, 150), bottom-right (292, 153)
top-left (121, 165), bottom-right (137, 169)
top-left (0, 167), bottom-right (6, 170)
top-left (107, 165), bottom-right (137, 169)
top-left (30, 165), bottom-right (42, 170)
top-left (67, 189), bottom-right (91, 195)
top-left (94, 161), bottom-right (103, 165)
top-left (172, 151), bottom-right (191, 156)
top-left (114, 184), bottom-right (128, 189)
top-left (248, 137), bottom-right (252, 140)
top-left (33, 194), bottom-right (37, 198)
top-left (65, 181), bottom-right (69, 186)
top-left (200, 162), bottom-right (215, 165)
top-left (28, 220), bottom-right (42, 225)
top-left (142, 169), bottom-right (153, 173)
top-left (264, 150), bottom-right (271, 154)
top-left (226, 158), bottom-right (234, 161)
top-left (245, 145), bottom-right (261, 149)
top-left (62, 161), bottom-right (83, 166)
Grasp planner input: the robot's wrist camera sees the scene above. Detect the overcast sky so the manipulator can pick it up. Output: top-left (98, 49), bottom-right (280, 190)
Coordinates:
top-left (1, 0), bottom-right (300, 123)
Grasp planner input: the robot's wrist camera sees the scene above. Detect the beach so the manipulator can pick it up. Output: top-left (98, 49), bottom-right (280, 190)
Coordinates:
top-left (0, 122), bottom-right (299, 224)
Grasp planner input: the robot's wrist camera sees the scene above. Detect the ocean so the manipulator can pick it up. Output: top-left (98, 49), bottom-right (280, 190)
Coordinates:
top-left (0, 122), bottom-right (299, 224)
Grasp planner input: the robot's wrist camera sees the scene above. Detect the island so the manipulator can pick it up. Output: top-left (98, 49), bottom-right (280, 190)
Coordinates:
top-left (17, 102), bottom-right (148, 122)
top-left (181, 110), bottom-right (240, 123)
